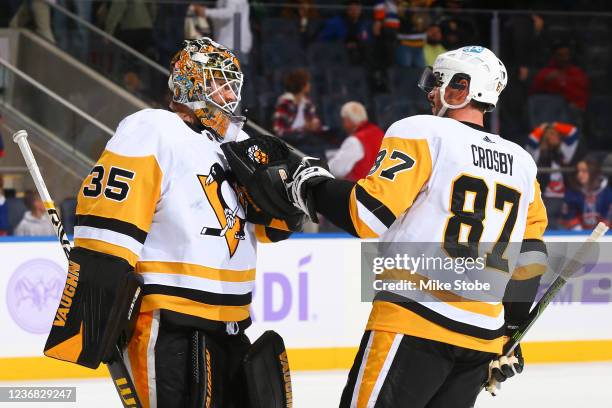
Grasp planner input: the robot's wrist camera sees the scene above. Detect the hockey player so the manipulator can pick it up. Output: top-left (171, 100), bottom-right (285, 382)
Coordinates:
top-left (44, 38), bottom-right (297, 408)
top-left (224, 46), bottom-right (548, 407)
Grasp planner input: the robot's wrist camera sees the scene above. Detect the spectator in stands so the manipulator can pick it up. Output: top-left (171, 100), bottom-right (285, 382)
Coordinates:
top-left (8, 0), bottom-right (55, 43)
top-left (273, 68), bottom-right (322, 138)
top-left (372, 0), bottom-right (399, 65)
top-left (185, 4), bottom-right (211, 40)
top-left (423, 23), bottom-right (446, 67)
top-left (153, 0), bottom-right (190, 65)
top-left (499, 12), bottom-right (547, 145)
top-left (53, 0), bottom-right (92, 60)
top-left (318, 1), bottom-right (372, 65)
top-left (561, 158), bottom-right (612, 230)
top-left (0, 176), bottom-right (9, 236)
top-left (525, 122), bottom-right (583, 228)
top-left (14, 190), bottom-right (55, 236)
top-left (328, 102), bottom-right (384, 181)
top-left (437, 0), bottom-right (478, 49)
top-left (395, 0), bottom-right (433, 68)
top-left (530, 43), bottom-right (590, 111)
top-left (104, 0), bottom-right (157, 57)
top-left (201, 0), bottom-right (253, 63)
top-left (281, 0), bottom-right (320, 48)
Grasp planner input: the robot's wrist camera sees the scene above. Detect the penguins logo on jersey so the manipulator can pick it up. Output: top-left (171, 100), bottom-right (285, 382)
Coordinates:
top-left (198, 163), bottom-right (246, 257)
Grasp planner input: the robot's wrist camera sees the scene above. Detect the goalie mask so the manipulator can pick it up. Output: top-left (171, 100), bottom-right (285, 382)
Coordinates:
top-left (418, 46), bottom-right (507, 117)
top-left (169, 38), bottom-right (245, 140)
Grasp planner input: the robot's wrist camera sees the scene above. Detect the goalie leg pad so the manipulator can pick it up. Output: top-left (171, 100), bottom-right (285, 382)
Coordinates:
top-left (243, 330), bottom-right (293, 408)
top-left (44, 247), bottom-right (143, 369)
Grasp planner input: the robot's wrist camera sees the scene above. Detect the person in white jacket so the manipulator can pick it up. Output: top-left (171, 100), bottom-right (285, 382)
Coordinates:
top-left (202, 0), bottom-right (252, 61)
top-left (14, 191), bottom-right (55, 236)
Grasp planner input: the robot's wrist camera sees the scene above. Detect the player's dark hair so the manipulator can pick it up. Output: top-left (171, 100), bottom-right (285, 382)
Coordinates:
top-left (284, 68), bottom-right (311, 94)
top-left (470, 100), bottom-right (491, 113)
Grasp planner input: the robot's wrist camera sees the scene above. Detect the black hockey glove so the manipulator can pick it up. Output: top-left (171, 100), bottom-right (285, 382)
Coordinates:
top-left (221, 132), bottom-right (333, 224)
top-left (286, 156), bottom-right (334, 223)
top-left (489, 343), bottom-right (524, 383)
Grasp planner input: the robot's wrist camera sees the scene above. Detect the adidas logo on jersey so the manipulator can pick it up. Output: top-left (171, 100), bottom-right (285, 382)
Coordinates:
top-left (483, 135), bottom-right (495, 143)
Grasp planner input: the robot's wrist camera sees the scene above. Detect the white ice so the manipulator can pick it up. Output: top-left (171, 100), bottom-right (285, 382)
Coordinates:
top-left (0, 362), bottom-right (610, 407)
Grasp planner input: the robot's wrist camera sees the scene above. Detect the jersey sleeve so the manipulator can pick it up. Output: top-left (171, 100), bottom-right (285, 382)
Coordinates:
top-left (347, 125), bottom-right (433, 238)
top-left (73, 112), bottom-right (166, 267)
top-left (504, 180), bottom-right (549, 329)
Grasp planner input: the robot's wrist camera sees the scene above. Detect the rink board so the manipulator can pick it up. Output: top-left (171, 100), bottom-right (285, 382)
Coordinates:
top-left (0, 233), bottom-right (611, 380)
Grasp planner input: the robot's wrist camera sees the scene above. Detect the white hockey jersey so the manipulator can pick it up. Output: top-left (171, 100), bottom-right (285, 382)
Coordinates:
top-left (348, 115), bottom-right (548, 353)
top-left (73, 109), bottom-right (268, 326)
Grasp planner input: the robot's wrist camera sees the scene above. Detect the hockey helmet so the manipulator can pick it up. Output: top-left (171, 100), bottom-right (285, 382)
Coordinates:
top-left (418, 46), bottom-right (507, 117)
top-left (168, 38), bottom-right (244, 139)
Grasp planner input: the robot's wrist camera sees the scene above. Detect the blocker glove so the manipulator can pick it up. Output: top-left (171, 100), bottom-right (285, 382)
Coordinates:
top-left (286, 156), bottom-right (334, 223)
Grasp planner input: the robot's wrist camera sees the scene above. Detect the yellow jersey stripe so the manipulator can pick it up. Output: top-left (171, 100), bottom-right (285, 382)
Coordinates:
top-left (348, 187), bottom-right (379, 238)
top-left (524, 181), bottom-right (547, 241)
top-left (512, 264), bottom-right (547, 280)
top-left (254, 224), bottom-right (273, 243)
top-left (136, 261), bottom-right (255, 282)
top-left (140, 294), bottom-right (250, 322)
top-left (366, 301), bottom-right (504, 353)
top-left (75, 237), bottom-right (139, 267)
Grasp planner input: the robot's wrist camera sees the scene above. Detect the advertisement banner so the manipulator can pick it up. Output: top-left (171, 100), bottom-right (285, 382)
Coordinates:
top-left (0, 234), bottom-right (611, 370)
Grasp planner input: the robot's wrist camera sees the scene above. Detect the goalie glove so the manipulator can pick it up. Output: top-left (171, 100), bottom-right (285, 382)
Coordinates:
top-left (286, 156), bottom-right (334, 223)
top-left (221, 132), bottom-right (309, 229)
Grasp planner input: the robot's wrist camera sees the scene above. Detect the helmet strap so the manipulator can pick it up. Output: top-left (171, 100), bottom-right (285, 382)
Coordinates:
top-left (437, 84), bottom-right (472, 117)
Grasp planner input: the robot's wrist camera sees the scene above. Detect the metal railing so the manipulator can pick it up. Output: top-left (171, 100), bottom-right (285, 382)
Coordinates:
top-left (0, 57), bottom-right (114, 136)
top-left (46, 0), bottom-right (168, 76)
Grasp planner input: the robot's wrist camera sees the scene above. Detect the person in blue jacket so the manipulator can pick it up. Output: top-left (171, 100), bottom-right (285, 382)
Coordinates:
top-left (562, 158), bottom-right (612, 230)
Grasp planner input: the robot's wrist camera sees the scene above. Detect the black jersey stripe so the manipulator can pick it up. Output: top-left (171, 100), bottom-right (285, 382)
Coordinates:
top-left (143, 284), bottom-right (252, 307)
top-left (521, 239), bottom-right (547, 255)
top-left (76, 214), bottom-right (148, 244)
top-left (355, 185), bottom-right (396, 228)
top-left (375, 292), bottom-right (505, 340)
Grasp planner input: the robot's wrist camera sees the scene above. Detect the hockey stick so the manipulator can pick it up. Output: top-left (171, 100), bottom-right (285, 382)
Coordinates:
top-left (13, 130), bottom-right (143, 408)
top-left (485, 221), bottom-right (609, 395)
top-left (201, 203), bottom-right (240, 237)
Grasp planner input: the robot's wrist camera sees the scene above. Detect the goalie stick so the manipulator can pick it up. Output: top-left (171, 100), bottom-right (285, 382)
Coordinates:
top-left (13, 130), bottom-right (143, 408)
top-left (485, 221), bottom-right (609, 395)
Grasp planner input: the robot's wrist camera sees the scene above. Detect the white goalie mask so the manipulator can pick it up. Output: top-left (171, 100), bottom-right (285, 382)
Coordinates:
top-left (418, 46), bottom-right (508, 117)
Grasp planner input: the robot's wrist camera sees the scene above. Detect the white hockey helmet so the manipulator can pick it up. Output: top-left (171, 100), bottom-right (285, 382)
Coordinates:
top-left (418, 45), bottom-right (507, 117)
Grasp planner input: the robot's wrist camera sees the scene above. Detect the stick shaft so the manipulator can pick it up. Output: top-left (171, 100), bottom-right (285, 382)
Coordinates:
top-left (486, 222), bottom-right (608, 395)
top-left (12, 130), bottom-right (71, 258)
top-left (504, 221), bottom-right (608, 355)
